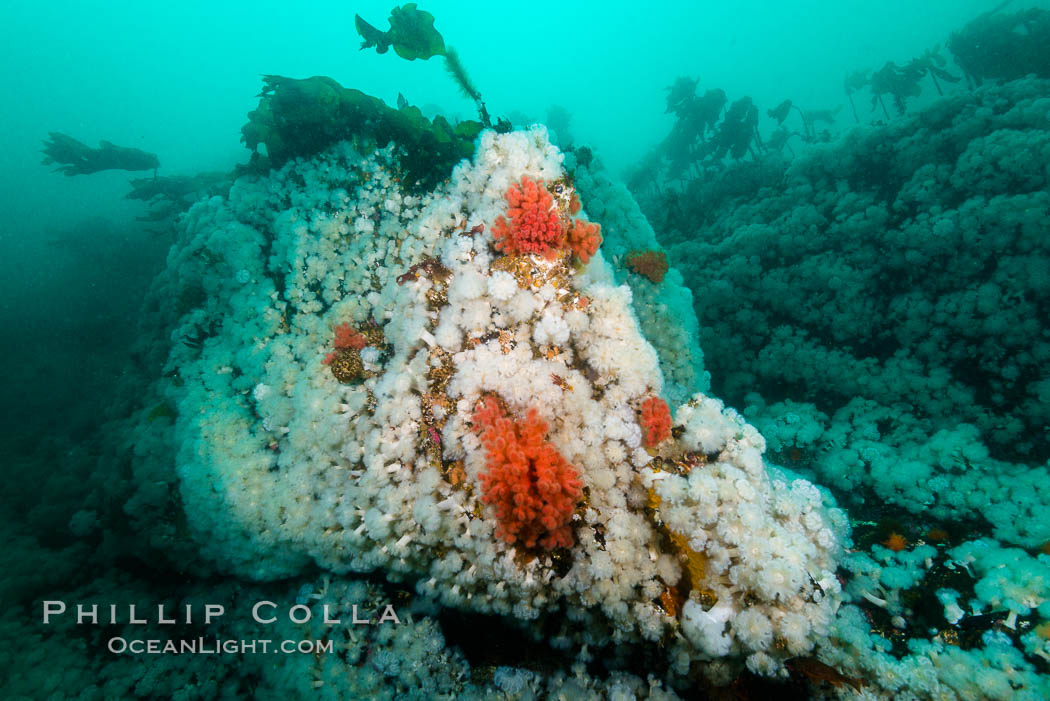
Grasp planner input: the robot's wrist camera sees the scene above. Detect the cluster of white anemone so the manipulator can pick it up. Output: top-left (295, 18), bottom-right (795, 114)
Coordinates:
top-left (164, 126), bottom-right (845, 683)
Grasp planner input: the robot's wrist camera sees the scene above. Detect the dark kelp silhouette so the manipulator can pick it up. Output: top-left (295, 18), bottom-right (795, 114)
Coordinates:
top-left (42, 132), bottom-right (159, 175)
top-left (768, 98), bottom-right (818, 140)
top-left (855, 49), bottom-right (959, 120)
top-left (356, 3), bottom-right (496, 128)
top-left (636, 78), bottom-right (785, 191)
top-left (709, 96), bottom-right (762, 160)
top-left (355, 2), bottom-right (446, 60)
top-left (241, 75), bottom-right (481, 189)
top-left (628, 69), bottom-right (859, 238)
top-left (842, 5), bottom-right (1049, 123)
top-left (843, 70), bottom-right (869, 123)
top-left (843, 47), bottom-right (957, 122)
top-left (867, 61), bottom-right (924, 118)
top-left (660, 80), bottom-right (729, 178)
top-left (665, 76), bottom-right (700, 116)
top-left (908, 46), bottom-right (961, 96)
top-left (767, 99), bottom-right (792, 126)
top-left (766, 127), bottom-right (796, 158)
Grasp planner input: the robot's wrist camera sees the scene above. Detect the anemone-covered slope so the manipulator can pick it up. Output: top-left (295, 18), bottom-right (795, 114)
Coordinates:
top-left (667, 77), bottom-right (1050, 548)
top-left (159, 127), bottom-right (845, 682)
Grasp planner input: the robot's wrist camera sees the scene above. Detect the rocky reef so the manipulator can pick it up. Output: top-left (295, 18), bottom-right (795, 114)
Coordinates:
top-left (156, 125), bottom-right (844, 690)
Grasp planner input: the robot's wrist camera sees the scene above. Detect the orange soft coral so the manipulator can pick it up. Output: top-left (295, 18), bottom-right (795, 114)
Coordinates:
top-left (567, 218), bottom-right (602, 264)
top-left (640, 396), bottom-right (672, 448)
top-left (491, 175), bottom-right (565, 259)
top-left (882, 532), bottom-right (909, 552)
top-left (625, 249), bottom-right (669, 283)
top-left (473, 397), bottom-right (582, 550)
top-left (333, 323), bottom-right (367, 350)
top-left (491, 176), bottom-right (603, 264)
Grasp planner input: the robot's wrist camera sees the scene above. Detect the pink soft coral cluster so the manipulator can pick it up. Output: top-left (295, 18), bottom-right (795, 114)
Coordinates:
top-left (491, 175), bottom-right (601, 263)
top-left (333, 323), bottom-right (367, 350)
top-left (567, 218), bottom-right (601, 264)
top-left (322, 322), bottom-right (367, 366)
top-left (491, 175), bottom-right (564, 258)
top-left (640, 396), bottom-right (672, 448)
top-left (625, 249), bottom-right (669, 283)
top-left (473, 397), bottom-right (582, 550)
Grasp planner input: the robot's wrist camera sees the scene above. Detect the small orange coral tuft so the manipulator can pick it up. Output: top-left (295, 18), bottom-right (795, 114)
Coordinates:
top-left (925, 528), bottom-right (950, 543)
top-left (473, 397), bottom-right (582, 550)
top-left (640, 396), bottom-right (672, 448)
top-left (472, 395), bottom-right (505, 433)
top-left (490, 176), bottom-right (601, 264)
top-left (322, 322), bottom-right (379, 382)
top-left (491, 175), bottom-right (565, 259)
top-left (625, 249), bottom-right (669, 283)
top-left (882, 532), bottom-right (908, 552)
top-left (333, 323), bottom-right (367, 350)
top-left (567, 218), bottom-right (602, 264)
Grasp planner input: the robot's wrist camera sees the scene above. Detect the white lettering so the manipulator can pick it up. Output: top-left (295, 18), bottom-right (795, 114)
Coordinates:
top-left (77, 604), bottom-right (98, 624)
top-left (289, 604), bottom-right (312, 624)
top-left (42, 601), bottom-right (65, 624)
top-left (205, 604), bottom-right (225, 624)
top-left (377, 605), bottom-right (401, 624)
top-left (157, 604), bottom-right (175, 624)
top-left (252, 601), bottom-right (277, 624)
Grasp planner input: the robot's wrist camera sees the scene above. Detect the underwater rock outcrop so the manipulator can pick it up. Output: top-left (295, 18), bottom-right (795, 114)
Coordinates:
top-left (159, 127), bottom-right (845, 682)
top-left (572, 161), bottom-right (710, 405)
top-left (948, 5), bottom-right (1050, 85)
top-left (633, 71), bottom-right (1050, 701)
top-left (667, 77), bottom-right (1050, 550)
